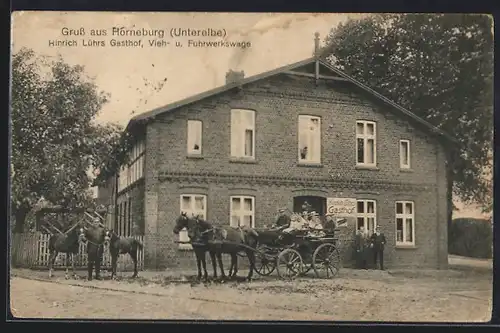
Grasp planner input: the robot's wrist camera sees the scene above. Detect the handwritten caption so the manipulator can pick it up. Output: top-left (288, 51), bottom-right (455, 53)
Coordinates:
top-left (48, 27), bottom-right (252, 49)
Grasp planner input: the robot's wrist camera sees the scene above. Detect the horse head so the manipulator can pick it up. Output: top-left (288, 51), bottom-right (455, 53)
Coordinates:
top-left (173, 211), bottom-right (190, 235)
top-left (104, 228), bottom-right (118, 244)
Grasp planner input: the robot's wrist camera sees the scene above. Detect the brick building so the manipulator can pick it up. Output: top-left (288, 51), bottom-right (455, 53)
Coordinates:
top-left (98, 35), bottom-right (455, 270)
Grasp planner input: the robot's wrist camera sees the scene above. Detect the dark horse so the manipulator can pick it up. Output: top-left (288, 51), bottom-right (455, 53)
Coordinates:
top-left (48, 225), bottom-right (82, 279)
top-left (173, 213), bottom-right (259, 281)
top-left (104, 229), bottom-right (143, 279)
top-left (78, 224), bottom-right (108, 280)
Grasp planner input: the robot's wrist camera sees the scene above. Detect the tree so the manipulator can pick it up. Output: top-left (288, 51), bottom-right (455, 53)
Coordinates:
top-left (11, 48), bottom-right (123, 233)
top-left (321, 14), bottom-right (493, 218)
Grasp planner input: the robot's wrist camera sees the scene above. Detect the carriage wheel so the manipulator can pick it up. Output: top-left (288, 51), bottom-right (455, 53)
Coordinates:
top-left (254, 245), bottom-right (276, 276)
top-left (276, 249), bottom-right (303, 280)
top-left (312, 243), bottom-right (341, 279)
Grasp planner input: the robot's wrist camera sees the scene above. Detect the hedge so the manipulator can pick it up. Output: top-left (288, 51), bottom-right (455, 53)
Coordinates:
top-left (449, 218), bottom-right (493, 259)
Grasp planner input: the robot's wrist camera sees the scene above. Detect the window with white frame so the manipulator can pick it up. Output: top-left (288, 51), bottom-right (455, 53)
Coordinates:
top-left (179, 194), bottom-right (207, 250)
top-left (396, 201), bottom-right (415, 245)
top-left (356, 121), bottom-right (376, 166)
top-left (298, 115), bottom-right (321, 163)
top-left (231, 109), bottom-right (255, 158)
top-left (399, 140), bottom-right (410, 169)
top-left (356, 200), bottom-right (377, 236)
top-left (187, 120), bottom-right (202, 155)
top-left (230, 196), bottom-right (255, 228)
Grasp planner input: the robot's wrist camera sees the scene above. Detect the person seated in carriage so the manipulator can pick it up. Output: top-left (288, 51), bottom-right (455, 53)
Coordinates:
top-left (272, 208), bottom-right (291, 230)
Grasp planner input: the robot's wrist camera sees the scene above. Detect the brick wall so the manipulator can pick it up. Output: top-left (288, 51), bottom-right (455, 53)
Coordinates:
top-left (143, 73), bottom-right (449, 270)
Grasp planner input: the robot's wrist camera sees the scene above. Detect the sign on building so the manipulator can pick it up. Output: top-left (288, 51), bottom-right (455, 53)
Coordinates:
top-left (326, 198), bottom-right (357, 217)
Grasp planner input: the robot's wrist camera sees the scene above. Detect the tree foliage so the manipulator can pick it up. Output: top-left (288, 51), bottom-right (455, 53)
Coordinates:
top-left (449, 218), bottom-right (493, 259)
top-left (11, 48), bottom-right (123, 232)
top-left (321, 14), bottom-right (493, 210)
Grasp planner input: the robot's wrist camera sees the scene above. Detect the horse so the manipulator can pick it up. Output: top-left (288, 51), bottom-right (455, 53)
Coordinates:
top-left (104, 229), bottom-right (143, 279)
top-left (47, 225), bottom-right (82, 279)
top-left (78, 224), bottom-right (108, 280)
top-left (174, 212), bottom-right (259, 281)
top-left (173, 213), bottom-right (219, 282)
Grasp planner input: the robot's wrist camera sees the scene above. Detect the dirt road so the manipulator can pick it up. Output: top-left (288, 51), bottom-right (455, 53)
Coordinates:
top-left (10, 276), bottom-right (334, 320)
top-left (9, 266), bottom-right (492, 322)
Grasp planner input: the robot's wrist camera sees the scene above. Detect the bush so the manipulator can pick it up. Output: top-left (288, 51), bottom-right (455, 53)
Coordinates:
top-left (449, 218), bottom-right (493, 259)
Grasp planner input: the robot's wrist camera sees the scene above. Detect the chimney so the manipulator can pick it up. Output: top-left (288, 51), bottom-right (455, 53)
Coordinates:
top-left (314, 31), bottom-right (320, 58)
top-left (225, 69), bottom-right (245, 85)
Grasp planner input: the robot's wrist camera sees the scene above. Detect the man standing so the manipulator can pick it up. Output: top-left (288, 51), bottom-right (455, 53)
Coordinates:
top-left (354, 227), bottom-right (367, 269)
top-left (370, 226), bottom-right (386, 270)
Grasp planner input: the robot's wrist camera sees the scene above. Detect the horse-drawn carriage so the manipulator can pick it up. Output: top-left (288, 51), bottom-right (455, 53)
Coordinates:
top-left (174, 211), bottom-right (343, 281)
top-left (252, 212), bottom-right (342, 279)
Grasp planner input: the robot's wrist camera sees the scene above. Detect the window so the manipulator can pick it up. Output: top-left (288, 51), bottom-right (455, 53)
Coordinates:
top-left (117, 139), bottom-right (145, 192)
top-left (123, 201), bottom-right (127, 236)
top-left (298, 115), bottom-right (321, 163)
top-left (400, 140), bottom-right (410, 169)
top-left (356, 121), bottom-right (376, 166)
top-left (179, 194), bottom-right (207, 250)
top-left (230, 196), bottom-right (255, 228)
top-left (356, 200), bottom-right (377, 236)
top-left (187, 120), bottom-right (202, 155)
top-left (231, 109), bottom-right (255, 158)
top-left (127, 198), bottom-right (132, 236)
top-left (396, 201), bottom-right (415, 246)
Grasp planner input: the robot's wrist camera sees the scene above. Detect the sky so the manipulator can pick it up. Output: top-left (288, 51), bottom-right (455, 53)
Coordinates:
top-left (11, 12), bottom-right (490, 219)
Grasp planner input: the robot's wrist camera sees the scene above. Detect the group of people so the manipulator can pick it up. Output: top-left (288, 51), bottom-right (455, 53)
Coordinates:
top-left (273, 201), bottom-right (324, 233)
top-left (354, 226), bottom-right (386, 270)
top-left (271, 201), bottom-right (387, 270)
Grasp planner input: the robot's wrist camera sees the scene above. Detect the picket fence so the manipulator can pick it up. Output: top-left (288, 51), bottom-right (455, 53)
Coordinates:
top-left (10, 232), bottom-right (144, 272)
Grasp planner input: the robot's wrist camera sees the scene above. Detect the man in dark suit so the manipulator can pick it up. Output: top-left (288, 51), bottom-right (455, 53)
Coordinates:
top-left (370, 226), bottom-right (386, 270)
top-left (275, 208), bottom-right (291, 229)
top-left (354, 227), bottom-right (367, 269)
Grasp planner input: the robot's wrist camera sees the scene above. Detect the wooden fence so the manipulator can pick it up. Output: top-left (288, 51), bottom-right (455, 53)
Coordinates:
top-left (10, 232), bottom-right (145, 271)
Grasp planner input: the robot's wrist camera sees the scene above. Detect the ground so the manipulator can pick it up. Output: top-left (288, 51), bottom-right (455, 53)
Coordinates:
top-left (9, 255), bottom-right (493, 321)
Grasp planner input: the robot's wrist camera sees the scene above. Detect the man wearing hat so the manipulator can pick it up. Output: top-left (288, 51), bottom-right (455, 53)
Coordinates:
top-left (370, 226), bottom-right (386, 270)
top-left (274, 208), bottom-right (291, 229)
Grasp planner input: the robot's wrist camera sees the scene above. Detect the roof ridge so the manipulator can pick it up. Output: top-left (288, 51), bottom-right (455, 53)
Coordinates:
top-left (124, 57), bottom-right (456, 144)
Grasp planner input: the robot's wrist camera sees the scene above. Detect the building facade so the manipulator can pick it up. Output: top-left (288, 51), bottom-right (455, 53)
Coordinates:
top-left (98, 54), bottom-right (454, 271)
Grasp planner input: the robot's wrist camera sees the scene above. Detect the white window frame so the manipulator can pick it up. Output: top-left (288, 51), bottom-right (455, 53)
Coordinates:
top-left (298, 115), bottom-right (321, 164)
top-left (399, 140), bottom-right (411, 169)
top-left (179, 194), bottom-right (207, 250)
top-left (356, 120), bottom-right (377, 166)
top-left (231, 109), bottom-right (255, 159)
top-left (230, 196), bottom-right (255, 228)
top-left (356, 200), bottom-right (377, 236)
top-left (187, 120), bottom-right (203, 155)
top-left (395, 201), bottom-right (415, 246)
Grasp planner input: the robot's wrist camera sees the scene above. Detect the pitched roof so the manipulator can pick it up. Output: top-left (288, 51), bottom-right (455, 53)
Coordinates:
top-left (126, 57), bottom-right (456, 143)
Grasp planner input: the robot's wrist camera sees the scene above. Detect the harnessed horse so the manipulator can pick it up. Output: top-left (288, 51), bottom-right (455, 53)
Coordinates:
top-left (173, 212), bottom-right (259, 281)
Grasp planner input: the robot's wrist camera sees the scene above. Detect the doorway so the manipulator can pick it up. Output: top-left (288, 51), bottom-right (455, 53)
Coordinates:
top-left (293, 196), bottom-right (326, 215)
